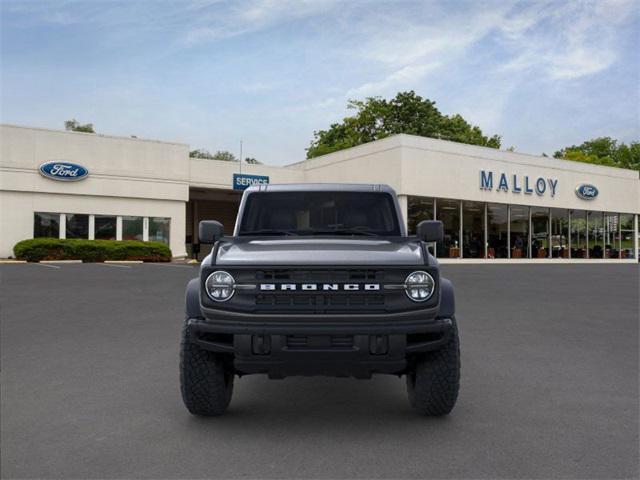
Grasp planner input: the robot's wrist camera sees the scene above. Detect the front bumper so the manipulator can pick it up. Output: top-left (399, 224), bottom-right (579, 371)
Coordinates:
top-left (188, 314), bottom-right (452, 378)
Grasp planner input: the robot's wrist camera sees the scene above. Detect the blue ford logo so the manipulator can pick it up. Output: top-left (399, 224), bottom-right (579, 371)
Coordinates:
top-left (39, 161), bottom-right (89, 182)
top-left (575, 184), bottom-right (598, 200)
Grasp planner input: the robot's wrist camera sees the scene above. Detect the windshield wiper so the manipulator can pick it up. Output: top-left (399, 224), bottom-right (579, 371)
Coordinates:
top-left (239, 229), bottom-right (299, 236)
top-left (312, 228), bottom-right (379, 237)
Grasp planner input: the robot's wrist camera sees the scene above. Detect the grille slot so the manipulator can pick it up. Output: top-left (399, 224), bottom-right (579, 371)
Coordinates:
top-left (286, 335), bottom-right (354, 349)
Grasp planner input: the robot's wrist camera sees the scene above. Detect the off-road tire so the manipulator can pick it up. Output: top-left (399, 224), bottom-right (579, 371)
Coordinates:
top-left (406, 316), bottom-right (460, 416)
top-left (180, 320), bottom-right (234, 416)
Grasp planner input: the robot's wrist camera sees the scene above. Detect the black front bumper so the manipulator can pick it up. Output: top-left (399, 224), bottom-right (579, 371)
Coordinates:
top-left (188, 312), bottom-right (452, 378)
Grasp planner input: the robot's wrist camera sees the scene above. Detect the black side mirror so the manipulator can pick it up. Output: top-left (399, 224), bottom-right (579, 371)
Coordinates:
top-left (416, 220), bottom-right (443, 243)
top-left (199, 220), bottom-right (224, 243)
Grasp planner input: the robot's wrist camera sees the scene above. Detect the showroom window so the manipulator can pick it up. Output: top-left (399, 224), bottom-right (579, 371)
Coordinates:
top-left (407, 196), bottom-right (434, 234)
top-left (487, 203), bottom-right (508, 259)
top-left (462, 201), bottom-right (484, 258)
top-left (551, 209), bottom-right (570, 258)
top-left (34, 212), bottom-right (60, 238)
top-left (436, 199), bottom-right (460, 258)
top-left (571, 210), bottom-right (587, 258)
top-left (65, 214), bottom-right (89, 239)
top-left (531, 207), bottom-right (550, 258)
top-left (95, 215), bottom-right (117, 240)
top-left (510, 205), bottom-right (529, 259)
top-left (603, 213), bottom-right (619, 259)
top-left (122, 216), bottom-right (143, 241)
top-left (620, 214), bottom-right (636, 259)
top-left (149, 217), bottom-right (170, 244)
top-left (588, 211), bottom-right (604, 258)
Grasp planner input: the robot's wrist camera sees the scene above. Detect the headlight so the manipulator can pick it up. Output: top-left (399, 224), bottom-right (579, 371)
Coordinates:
top-left (205, 270), bottom-right (235, 302)
top-left (405, 271), bottom-right (435, 302)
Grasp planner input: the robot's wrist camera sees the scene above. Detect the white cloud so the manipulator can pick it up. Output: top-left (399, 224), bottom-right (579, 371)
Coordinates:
top-left (347, 63), bottom-right (440, 97)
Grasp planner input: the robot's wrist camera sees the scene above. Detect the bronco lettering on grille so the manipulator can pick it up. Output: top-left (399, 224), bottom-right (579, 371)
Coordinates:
top-left (260, 283), bottom-right (380, 291)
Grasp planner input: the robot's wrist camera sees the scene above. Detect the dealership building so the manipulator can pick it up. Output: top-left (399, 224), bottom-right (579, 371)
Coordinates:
top-left (1, 123), bottom-right (638, 262)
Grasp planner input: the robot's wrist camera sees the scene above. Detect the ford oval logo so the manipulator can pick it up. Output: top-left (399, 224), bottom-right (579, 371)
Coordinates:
top-left (39, 161), bottom-right (89, 182)
top-left (575, 184), bottom-right (598, 200)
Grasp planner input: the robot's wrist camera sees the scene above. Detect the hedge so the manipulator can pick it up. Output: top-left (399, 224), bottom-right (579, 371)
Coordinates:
top-left (13, 238), bottom-right (172, 262)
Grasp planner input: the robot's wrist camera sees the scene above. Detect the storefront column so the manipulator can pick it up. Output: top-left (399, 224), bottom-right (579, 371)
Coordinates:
top-left (116, 216), bottom-right (123, 241)
top-left (143, 217), bottom-right (149, 242)
top-left (59, 213), bottom-right (66, 239)
top-left (634, 214), bottom-right (639, 259)
top-left (88, 215), bottom-right (95, 240)
top-left (397, 195), bottom-right (408, 234)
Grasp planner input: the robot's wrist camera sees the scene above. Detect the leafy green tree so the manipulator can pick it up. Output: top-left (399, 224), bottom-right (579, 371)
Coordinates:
top-left (189, 149), bottom-right (238, 162)
top-left (306, 91), bottom-right (501, 158)
top-left (64, 119), bottom-right (94, 133)
top-left (554, 137), bottom-right (640, 171)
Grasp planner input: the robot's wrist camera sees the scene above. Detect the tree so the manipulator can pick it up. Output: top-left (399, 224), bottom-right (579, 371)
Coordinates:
top-left (189, 149), bottom-right (238, 162)
top-left (245, 157), bottom-right (261, 164)
top-left (554, 137), bottom-right (640, 172)
top-left (306, 91), bottom-right (501, 158)
top-left (64, 119), bottom-right (94, 133)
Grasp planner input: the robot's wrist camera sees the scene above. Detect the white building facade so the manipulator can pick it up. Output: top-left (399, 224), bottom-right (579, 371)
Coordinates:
top-left (1, 124), bottom-right (638, 262)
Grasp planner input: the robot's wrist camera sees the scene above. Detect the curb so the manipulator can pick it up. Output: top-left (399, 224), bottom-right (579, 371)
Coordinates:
top-left (104, 260), bottom-right (144, 264)
top-left (0, 259), bottom-right (27, 264)
top-left (40, 260), bottom-right (83, 264)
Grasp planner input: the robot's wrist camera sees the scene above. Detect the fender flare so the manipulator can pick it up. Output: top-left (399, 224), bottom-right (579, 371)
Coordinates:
top-left (185, 278), bottom-right (202, 319)
top-left (438, 277), bottom-right (455, 318)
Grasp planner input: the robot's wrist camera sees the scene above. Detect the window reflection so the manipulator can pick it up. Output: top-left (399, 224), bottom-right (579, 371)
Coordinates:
top-left (462, 201), bottom-right (484, 258)
top-left (65, 214), bottom-right (89, 239)
top-left (603, 213), bottom-right (619, 259)
top-left (571, 210), bottom-right (587, 258)
top-left (436, 199), bottom-right (460, 258)
top-left (122, 216), bottom-right (143, 241)
top-left (588, 211), bottom-right (604, 258)
top-left (531, 207), bottom-right (550, 258)
top-left (551, 209), bottom-right (570, 258)
top-left (487, 203), bottom-right (508, 259)
top-left (95, 215), bottom-right (117, 240)
top-left (407, 196), bottom-right (434, 234)
top-left (149, 217), bottom-right (170, 244)
top-left (620, 214), bottom-right (636, 259)
top-left (34, 212), bottom-right (59, 238)
top-left (510, 206), bottom-right (529, 259)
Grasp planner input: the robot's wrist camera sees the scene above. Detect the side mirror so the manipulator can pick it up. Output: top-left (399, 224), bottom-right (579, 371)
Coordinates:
top-left (199, 220), bottom-right (224, 244)
top-left (416, 220), bottom-right (443, 243)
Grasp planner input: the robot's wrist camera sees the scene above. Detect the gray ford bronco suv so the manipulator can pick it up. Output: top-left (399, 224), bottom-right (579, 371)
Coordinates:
top-left (181, 184), bottom-right (460, 416)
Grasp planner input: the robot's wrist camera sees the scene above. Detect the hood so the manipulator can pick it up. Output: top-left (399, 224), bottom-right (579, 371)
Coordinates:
top-left (215, 238), bottom-right (424, 266)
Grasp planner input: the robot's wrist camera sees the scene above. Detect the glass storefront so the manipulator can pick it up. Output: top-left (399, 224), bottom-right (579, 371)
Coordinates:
top-left (588, 211), bottom-right (604, 258)
top-left (407, 196), bottom-right (637, 261)
top-left (571, 210), bottom-right (587, 258)
top-left (462, 201), bottom-right (484, 258)
top-left (436, 199), bottom-right (460, 258)
top-left (34, 212), bottom-right (59, 238)
top-left (531, 207), bottom-right (550, 258)
top-left (620, 214), bottom-right (636, 259)
top-left (603, 213), bottom-right (619, 259)
top-left (509, 206), bottom-right (529, 259)
top-left (122, 216), bottom-right (143, 241)
top-left (407, 196), bottom-right (434, 234)
top-left (149, 217), bottom-right (170, 244)
top-left (95, 215), bottom-right (117, 240)
top-left (551, 209), bottom-right (569, 258)
top-left (65, 214), bottom-right (89, 239)
top-left (487, 203), bottom-right (508, 259)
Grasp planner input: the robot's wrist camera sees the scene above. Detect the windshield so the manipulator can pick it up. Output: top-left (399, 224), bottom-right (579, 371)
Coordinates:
top-left (238, 191), bottom-right (401, 236)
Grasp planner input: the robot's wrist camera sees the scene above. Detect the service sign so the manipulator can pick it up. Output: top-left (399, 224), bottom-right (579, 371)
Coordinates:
top-left (233, 173), bottom-right (269, 190)
top-left (39, 161), bottom-right (89, 182)
top-left (575, 184), bottom-right (598, 200)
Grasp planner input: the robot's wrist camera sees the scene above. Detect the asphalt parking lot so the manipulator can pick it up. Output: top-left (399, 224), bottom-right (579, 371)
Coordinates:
top-left (1, 263), bottom-right (638, 479)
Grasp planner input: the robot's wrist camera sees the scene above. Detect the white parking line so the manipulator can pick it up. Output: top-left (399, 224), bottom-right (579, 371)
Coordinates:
top-left (35, 263), bottom-right (61, 269)
top-left (95, 263), bottom-right (132, 269)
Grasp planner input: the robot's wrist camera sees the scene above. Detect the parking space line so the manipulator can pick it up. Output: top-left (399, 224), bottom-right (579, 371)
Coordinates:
top-left (35, 263), bottom-right (61, 269)
top-left (96, 263), bottom-right (132, 269)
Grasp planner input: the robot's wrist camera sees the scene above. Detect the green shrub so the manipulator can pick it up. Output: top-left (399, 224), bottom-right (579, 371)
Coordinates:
top-left (13, 238), bottom-right (172, 262)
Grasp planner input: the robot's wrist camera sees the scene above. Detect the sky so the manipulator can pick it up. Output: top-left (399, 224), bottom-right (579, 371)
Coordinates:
top-left (1, 0), bottom-right (639, 165)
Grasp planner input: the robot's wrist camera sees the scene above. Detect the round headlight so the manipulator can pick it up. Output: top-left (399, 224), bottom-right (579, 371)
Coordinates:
top-left (205, 271), bottom-right (235, 302)
top-left (405, 271), bottom-right (435, 302)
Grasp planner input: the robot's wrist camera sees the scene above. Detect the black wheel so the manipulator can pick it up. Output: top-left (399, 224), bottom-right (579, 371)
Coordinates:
top-left (180, 319), bottom-right (234, 416)
top-left (406, 317), bottom-right (460, 416)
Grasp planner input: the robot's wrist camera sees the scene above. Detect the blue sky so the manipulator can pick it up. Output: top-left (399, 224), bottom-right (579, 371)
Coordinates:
top-left (2, 0), bottom-right (639, 165)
